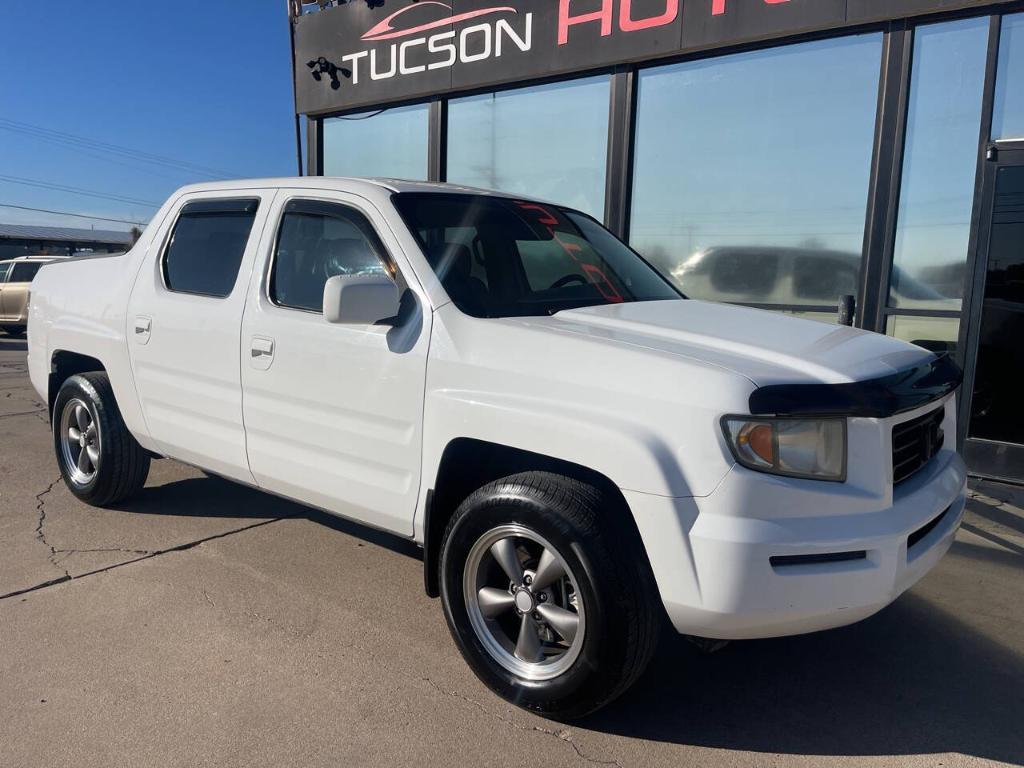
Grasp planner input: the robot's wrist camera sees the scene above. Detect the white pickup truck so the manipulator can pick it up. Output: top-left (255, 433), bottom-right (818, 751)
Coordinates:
top-left (28, 178), bottom-right (967, 718)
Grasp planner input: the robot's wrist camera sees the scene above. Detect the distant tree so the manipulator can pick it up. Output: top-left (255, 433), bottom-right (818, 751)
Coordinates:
top-left (129, 226), bottom-right (142, 246)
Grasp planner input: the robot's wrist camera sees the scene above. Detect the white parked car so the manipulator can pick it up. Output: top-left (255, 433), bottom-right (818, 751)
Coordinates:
top-left (27, 179), bottom-right (966, 718)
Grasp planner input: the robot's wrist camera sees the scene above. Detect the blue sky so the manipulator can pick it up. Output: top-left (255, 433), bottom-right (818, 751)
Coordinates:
top-left (0, 0), bottom-right (298, 232)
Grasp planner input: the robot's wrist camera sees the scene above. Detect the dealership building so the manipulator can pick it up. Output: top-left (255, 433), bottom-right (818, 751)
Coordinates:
top-left (288, 0), bottom-right (1024, 482)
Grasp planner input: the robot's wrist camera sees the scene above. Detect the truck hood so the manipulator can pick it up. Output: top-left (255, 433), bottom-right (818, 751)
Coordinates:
top-left (511, 300), bottom-right (935, 387)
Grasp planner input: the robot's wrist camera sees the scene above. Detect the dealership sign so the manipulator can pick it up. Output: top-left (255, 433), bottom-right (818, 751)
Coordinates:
top-left (294, 0), bottom-right (1010, 114)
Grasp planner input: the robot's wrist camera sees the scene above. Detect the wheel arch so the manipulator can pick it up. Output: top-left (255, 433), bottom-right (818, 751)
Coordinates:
top-left (49, 350), bottom-right (106, 418)
top-left (422, 438), bottom-right (653, 599)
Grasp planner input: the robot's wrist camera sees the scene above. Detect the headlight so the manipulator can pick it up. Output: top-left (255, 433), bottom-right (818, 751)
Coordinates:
top-left (722, 417), bottom-right (847, 482)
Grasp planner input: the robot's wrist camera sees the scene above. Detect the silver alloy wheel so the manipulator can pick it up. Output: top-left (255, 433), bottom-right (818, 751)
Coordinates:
top-left (59, 398), bottom-right (100, 486)
top-left (463, 524), bottom-right (586, 681)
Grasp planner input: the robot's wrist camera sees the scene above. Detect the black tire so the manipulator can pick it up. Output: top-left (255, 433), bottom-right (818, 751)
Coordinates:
top-left (439, 471), bottom-right (661, 720)
top-left (2, 326), bottom-right (25, 337)
top-left (52, 372), bottom-right (150, 506)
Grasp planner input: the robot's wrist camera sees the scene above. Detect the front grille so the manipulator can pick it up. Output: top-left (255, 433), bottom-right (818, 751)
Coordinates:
top-left (892, 407), bottom-right (945, 485)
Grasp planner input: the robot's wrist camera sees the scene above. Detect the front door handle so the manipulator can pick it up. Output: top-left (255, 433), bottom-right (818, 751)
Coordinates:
top-left (250, 336), bottom-right (275, 370)
top-left (251, 337), bottom-right (274, 357)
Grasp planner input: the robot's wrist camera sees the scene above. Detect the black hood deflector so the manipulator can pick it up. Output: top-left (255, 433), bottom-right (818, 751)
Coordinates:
top-left (748, 354), bottom-right (963, 418)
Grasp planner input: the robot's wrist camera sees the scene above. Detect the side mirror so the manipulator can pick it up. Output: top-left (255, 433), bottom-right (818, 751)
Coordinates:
top-left (323, 275), bottom-right (401, 325)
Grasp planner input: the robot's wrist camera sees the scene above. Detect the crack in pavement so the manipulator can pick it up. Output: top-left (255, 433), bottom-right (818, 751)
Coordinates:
top-left (33, 478), bottom-right (152, 569)
top-left (34, 477), bottom-right (71, 582)
top-left (421, 677), bottom-right (624, 768)
top-left (50, 545), bottom-right (157, 567)
top-left (4, 514), bottom-right (292, 602)
top-left (34, 478), bottom-right (156, 565)
top-left (0, 408), bottom-right (46, 419)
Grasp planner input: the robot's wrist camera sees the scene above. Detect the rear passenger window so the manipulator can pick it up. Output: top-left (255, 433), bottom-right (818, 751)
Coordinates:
top-left (271, 199), bottom-right (390, 313)
top-left (163, 198), bottom-right (259, 297)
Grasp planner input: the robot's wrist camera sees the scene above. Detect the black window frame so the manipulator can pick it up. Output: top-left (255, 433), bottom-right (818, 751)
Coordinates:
top-left (160, 197), bottom-right (261, 299)
top-left (267, 197), bottom-right (398, 315)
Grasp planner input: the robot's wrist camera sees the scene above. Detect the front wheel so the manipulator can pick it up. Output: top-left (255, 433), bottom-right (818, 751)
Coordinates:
top-left (53, 372), bottom-right (150, 506)
top-left (439, 472), bottom-right (661, 720)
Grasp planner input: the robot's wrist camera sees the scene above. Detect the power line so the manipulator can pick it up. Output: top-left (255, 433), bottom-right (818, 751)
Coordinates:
top-left (0, 122), bottom-right (193, 182)
top-left (0, 117), bottom-right (239, 179)
top-left (0, 117), bottom-right (235, 177)
top-left (19, 135), bottom-right (195, 183)
top-left (0, 174), bottom-right (160, 207)
top-left (0, 203), bottom-right (146, 227)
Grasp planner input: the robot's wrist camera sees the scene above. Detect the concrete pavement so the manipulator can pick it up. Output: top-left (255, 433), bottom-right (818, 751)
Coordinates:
top-left (1, 334), bottom-right (1022, 767)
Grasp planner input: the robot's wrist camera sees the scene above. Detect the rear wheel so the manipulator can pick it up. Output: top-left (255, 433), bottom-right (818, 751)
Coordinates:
top-left (53, 372), bottom-right (150, 506)
top-left (440, 471), bottom-right (660, 720)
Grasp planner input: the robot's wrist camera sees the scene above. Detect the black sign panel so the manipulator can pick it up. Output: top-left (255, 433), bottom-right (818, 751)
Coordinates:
top-left (680, 0), bottom-right (847, 50)
top-left (847, 0), bottom-right (1006, 23)
top-left (295, 1), bottom-right (455, 115)
top-left (293, 0), bottom-right (1009, 115)
top-left (449, 0), bottom-right (687, 92)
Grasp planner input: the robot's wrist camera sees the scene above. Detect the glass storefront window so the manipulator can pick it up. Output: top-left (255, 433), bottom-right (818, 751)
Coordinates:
top-left (993, 13), bottom-right (1024, 141)
top-left (446, 77), bottom-right (610, 220)
top-left (969, 163), bottom-right (1024, 445)
top-left (889, 18), bottom-right (988, 311)
top-left (886, 315), bottom-right (960, 355)
top-left (629, 34), bottom-right (882, 311)
top-left (322, 104), bottom-right (429, 180)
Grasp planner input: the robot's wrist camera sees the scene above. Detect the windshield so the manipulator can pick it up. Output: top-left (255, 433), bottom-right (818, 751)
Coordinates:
top-left (393, 193), bottom-right (681, 318)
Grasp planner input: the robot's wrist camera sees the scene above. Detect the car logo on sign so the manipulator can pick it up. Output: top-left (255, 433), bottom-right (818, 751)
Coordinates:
top-left (361, 1), bottom-right (517, 42)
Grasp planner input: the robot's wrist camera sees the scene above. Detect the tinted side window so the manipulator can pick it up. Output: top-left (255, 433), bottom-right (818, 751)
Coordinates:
top-left (271, 199), bottom-right (389, 313)
top-left (0, 262), bottom-right (12, 282)
top-left (10, 262), bottom-right (43, 282)
top-left (163, 199), bottom-right (259, 297)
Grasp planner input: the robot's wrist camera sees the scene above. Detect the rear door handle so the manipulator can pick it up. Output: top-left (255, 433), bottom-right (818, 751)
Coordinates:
top-left (134, 316), bottom-right (152, 345)
top-left (250, 336), bottom-right (275, 370)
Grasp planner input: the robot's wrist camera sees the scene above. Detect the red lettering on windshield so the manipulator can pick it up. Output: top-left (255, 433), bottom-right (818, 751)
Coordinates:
top-left (514, 201), bottom-right (624, 304)
top-left (516, 203), bottom-right (560, 227)
top-left (581, 264), bottom-right (624, 302)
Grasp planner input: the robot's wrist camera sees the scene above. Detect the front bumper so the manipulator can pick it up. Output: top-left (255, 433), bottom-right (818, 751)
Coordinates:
top-left (626, 442), bottom-right (966, 640)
